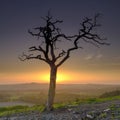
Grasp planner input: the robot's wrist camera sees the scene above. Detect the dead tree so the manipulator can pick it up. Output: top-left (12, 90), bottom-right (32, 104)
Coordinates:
top-left (19, 13), bottom-right (109, 111)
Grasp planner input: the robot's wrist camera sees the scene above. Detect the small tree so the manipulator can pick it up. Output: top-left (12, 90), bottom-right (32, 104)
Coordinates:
top-left (19, 13), bottom-right (109, 111)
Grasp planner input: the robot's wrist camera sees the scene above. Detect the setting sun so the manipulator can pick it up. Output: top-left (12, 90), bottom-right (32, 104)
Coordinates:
top-left (40, 71), bottom-right (70, 83)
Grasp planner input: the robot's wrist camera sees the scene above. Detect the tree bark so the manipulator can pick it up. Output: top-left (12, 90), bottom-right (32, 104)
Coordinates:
top-left (46, 65), bottom-right (57, 111)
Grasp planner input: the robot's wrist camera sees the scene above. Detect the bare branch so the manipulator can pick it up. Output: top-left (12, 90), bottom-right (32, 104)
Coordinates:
top-left (28, 29), bottom-right (39, 36)
top-left (20, 13), bottom-right (109, 68)
top-left (52, 34), bottom-right (72, 42)
top-left (55, 50), bottom-right (66, 60)
top-left (29, 46), bottom-right (46, 53)
top-left (53, 20), bottom-right (63, 24)
top-left (56, 14), bottom-right (109, 67)
top-left (82, 38), bottom-right (100, 48)
top-left (56, 37), bottom-right (80, 67)
top-left (19, 53), bottom-right (33, 61)
top-left (19, 52), bottom-right (47, 63)
top-left (29, 46), bottom-right (40, 51)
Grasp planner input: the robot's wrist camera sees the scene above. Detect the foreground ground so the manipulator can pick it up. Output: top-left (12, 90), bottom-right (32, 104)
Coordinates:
top-left (0, 100), bottom-right (120, 120)
top-left (0, 83), bottom-right (120, 120)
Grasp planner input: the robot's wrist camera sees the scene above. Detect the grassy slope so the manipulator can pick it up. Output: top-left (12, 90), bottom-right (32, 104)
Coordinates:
top-left (0, 83), bottom-right (120, 117)
top-left (0, 95), bottom-right (120, 117)
top-left (0, 83), bottom-right (120, 104)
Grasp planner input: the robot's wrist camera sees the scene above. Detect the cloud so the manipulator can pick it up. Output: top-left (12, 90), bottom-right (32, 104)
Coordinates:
top-left (96, 54), bottom-right (103, 59)
top-left (85, 54), bottom-right (94, 60)
top-left (116, 56), bottom-right (120, 60)
top-left (85, 53), bottom-right (103, 60)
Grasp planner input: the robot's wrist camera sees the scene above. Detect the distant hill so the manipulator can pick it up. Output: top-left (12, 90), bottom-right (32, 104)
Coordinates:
top-left (0, 83), bottom-right (120, 95)
top-left (0, 83), bottom-right (49, 91)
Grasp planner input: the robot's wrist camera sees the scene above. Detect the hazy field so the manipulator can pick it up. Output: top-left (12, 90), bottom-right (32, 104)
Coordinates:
top-left (0, 83), bottom-right (120, 106)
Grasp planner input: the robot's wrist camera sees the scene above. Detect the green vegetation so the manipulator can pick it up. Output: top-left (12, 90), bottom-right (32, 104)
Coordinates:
top-left (99, 113), bottom-right (107, 118)
top-left (100, 90), bottom-right (120, 98)
top-left (1, 89), bottom-right (120, 105)
top-left (0, 91), bottom-right (95, 105)
top-left (69, 96), bottom-right (120, 106)
top-left (109, 104), bottom-right (120, 119)
top-left (0, 95), bottom-right (120, 117)
top-left (0, 105), bottom-right (44, 117)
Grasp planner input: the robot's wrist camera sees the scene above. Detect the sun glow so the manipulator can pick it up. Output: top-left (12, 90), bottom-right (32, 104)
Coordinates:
top-left (40, 71), bottom-right (70, 83)
top-left (37, 70), bottom-right (120, 84)
top-left (1, 69), bottom-right (120, 84)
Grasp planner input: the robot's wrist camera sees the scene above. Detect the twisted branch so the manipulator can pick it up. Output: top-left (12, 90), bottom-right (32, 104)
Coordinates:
top-left (20, 13), bottom-right (109, 68)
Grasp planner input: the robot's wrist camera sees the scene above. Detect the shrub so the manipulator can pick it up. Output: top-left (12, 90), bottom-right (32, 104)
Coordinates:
top-left (100, 90), bottom-right (120, 98)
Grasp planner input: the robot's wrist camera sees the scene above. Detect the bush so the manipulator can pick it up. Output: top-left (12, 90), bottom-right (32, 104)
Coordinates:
top-left (100, 90), bottom-right (120, 98)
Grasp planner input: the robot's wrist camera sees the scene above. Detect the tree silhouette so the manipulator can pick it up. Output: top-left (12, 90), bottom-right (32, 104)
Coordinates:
top-left (19, 13), bottom-right (109, 111)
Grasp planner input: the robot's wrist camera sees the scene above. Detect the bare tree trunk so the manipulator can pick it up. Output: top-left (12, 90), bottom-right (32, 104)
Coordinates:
top-left (46, 65), bottom-right (57, 111)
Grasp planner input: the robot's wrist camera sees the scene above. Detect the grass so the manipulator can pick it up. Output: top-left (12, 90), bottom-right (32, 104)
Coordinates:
top-left (0, 91), bottom-right (93, 104)
top-left (0, 105), bottom-right (44, 117)
top-left (54, 95), bottom-right (120, 110)
top-left (0, 95), bottom-right (120, 117)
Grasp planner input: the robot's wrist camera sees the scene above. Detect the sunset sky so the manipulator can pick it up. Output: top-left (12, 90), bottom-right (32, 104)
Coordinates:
top-left (0, 0), bottom-right (120, 84)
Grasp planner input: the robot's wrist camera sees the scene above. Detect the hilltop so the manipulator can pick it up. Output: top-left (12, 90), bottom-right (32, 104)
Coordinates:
top-left (0, 83), bottom-right (120, 119)
top-left (0, 83), bottom-right (120, 93)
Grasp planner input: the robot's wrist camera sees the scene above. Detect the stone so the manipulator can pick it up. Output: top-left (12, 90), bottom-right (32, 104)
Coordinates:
top-left (67, 108), bottom-right (72, 112)
top-left (86, 114), bottom-right (94, 119)
top-left (103, 108), bottom-right (110, 112)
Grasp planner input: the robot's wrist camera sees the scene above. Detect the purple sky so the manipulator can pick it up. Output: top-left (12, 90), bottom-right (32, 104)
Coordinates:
top-left (0, 0), bottom-right (120, 84)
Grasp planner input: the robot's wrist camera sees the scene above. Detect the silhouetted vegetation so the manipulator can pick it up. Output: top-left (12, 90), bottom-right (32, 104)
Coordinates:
top-left (100, 90), bottom-right (120, 98)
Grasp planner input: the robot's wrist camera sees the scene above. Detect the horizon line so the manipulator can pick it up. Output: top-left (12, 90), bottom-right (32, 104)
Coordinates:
top-left (0, 82), bottom-right (120, 86)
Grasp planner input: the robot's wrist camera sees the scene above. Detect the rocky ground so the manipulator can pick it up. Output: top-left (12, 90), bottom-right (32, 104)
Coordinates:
top-left (0, 100), bottom-right (120, 120)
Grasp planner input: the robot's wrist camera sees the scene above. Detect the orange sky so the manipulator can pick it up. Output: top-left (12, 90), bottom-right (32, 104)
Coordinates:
top-left (0, 46), bottom-right (120, 84)
top-left (0, 65), bottom-right (120, 84)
